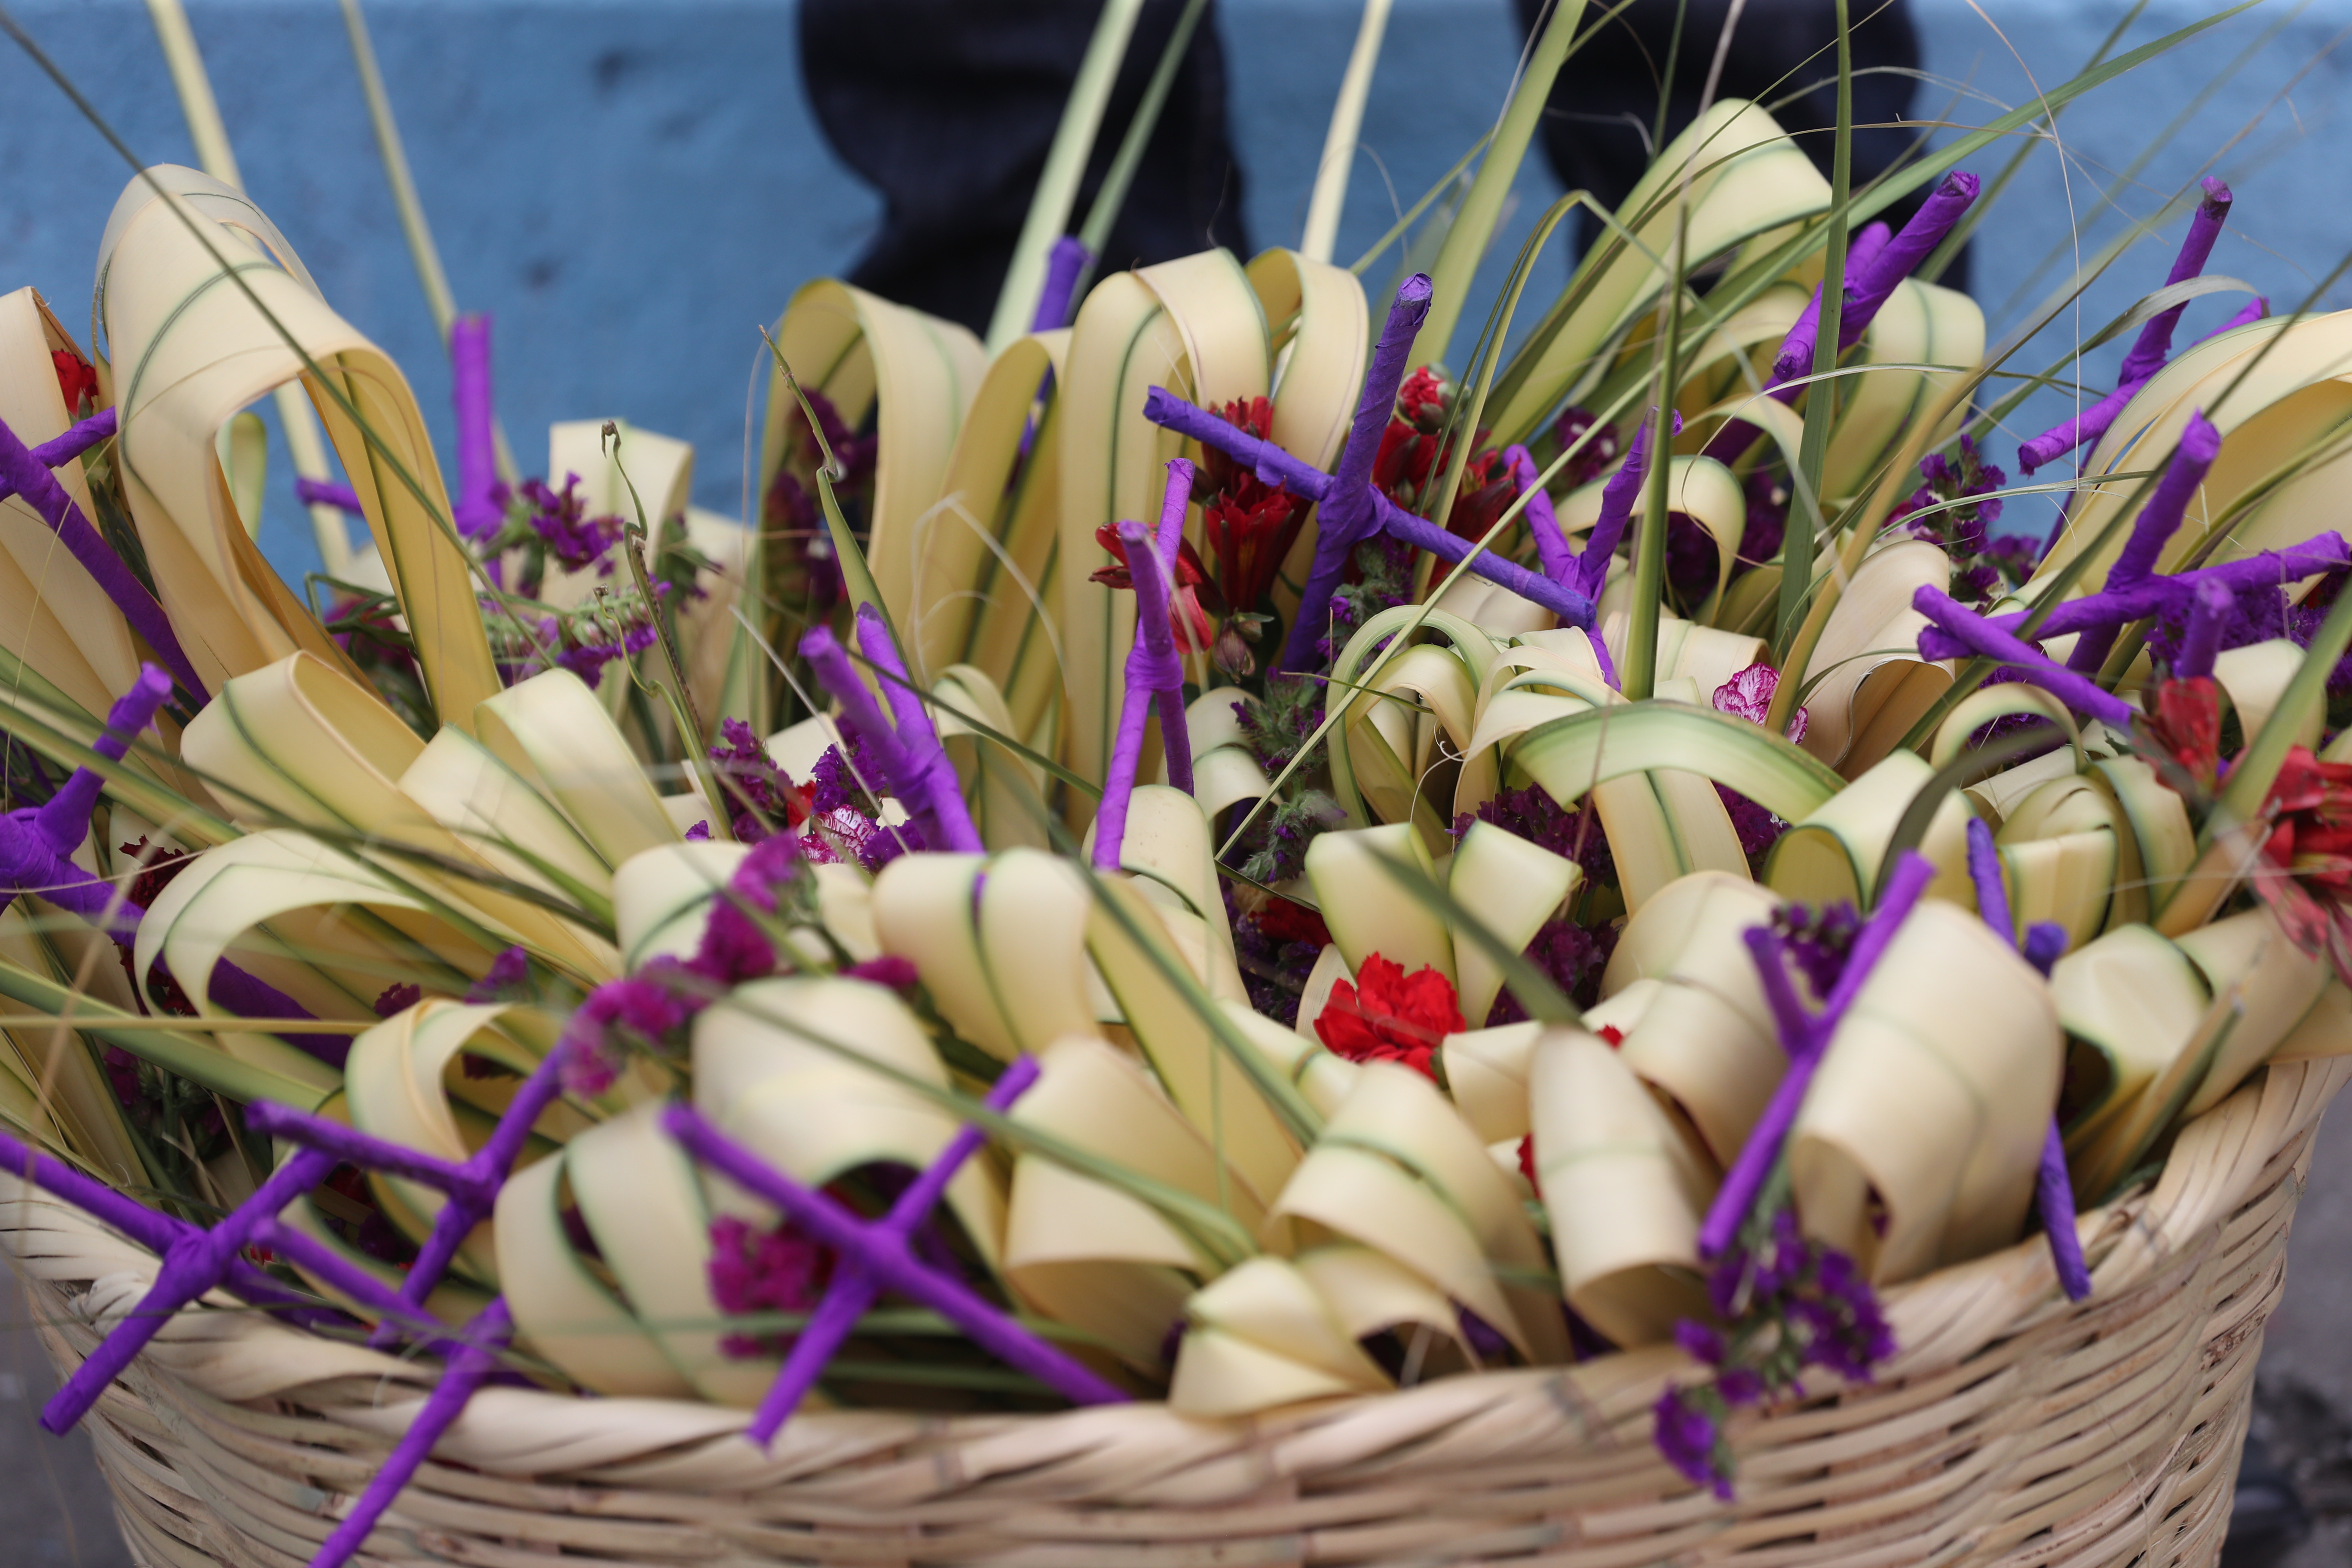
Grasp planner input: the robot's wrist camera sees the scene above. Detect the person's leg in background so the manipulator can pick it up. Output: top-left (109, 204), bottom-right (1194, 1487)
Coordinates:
top-left (1512, 0), bottom-right (1960, 291)
top-left (799, 0), bottom-right (1250, 335)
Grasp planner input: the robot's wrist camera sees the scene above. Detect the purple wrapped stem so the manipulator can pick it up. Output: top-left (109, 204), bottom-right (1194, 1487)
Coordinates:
top-left (295, 478), bottom-right (366, 515)
top-left (1765, 222), bottom-right (1893, 394)
top-left (1699, 853), bottom-right (1936, 1259)
top-left (1911, 586), bottom-right (2135, 729)
top-left (1280, 274), bottom-right (1432, 673)
top-left (1140, 387), bottom-right (1334, 499)
top-left (744, 1056), bottom-right (1042, 1445)
top-left (2020, 181), bottom-right (2233, 475)
top-left (1962, 818), bottom-right (2091, 1300)
top-left (1032, 237), bottom-right (1093, 334)
top-left (32, 665), bottom-right (171, 853)
top-left (0, 416), bottom-right (204, 700)
top-left (309, 1299), bottom-right (513, 1568)
top-left (662, 1099), bottom-right (1128, 1414)
top-left (855, 605), bottom-right (983, 854)
top-left (2063, 409), bottom-right (2222, 675)
top-left (1572, 410), bottom-right (1677, 603)
top-left (1507, 445), bottom-right (1572, 582)
top-left (1095, 462), bottom-right (1196, 870)
top-left (2171, 576), bottom-right (2235, 681)
top-left (1839, 174), bottom-right (1979, 343)
top-left (450, 314), bottom-right (502, 540)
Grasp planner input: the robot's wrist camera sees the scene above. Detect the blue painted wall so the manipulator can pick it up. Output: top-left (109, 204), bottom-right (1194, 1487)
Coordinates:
top-left (0, 0), bottom-right (2342, 577)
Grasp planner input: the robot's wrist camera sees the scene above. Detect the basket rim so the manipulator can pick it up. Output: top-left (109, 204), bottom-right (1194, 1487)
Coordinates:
top-left (4, 1055), bottom-right (2344, 1489)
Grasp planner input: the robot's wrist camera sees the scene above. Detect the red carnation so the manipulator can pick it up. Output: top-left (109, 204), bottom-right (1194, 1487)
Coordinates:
top-left (1252, 896), bottom-right (1329, 949)
top-left (1314, 952), bottom-right (1464, 1080)
top-left (52, 350), bottom-right (96, 414)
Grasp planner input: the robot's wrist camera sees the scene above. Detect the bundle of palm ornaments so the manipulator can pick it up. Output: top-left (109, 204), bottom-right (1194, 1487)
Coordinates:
top-left (0, 2), bottom-right (2345, 1561)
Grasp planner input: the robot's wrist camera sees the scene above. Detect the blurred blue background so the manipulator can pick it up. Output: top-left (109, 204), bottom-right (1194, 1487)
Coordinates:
top-left (0, 0), bottom-right (2343, 584)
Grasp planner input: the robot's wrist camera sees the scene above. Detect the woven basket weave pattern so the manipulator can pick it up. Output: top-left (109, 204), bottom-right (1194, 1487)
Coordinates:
top-left (8, 1057), bottom-right (2347, 1568)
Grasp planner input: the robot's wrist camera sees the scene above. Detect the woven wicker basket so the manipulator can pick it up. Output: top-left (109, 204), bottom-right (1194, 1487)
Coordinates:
top-left (7, 1055), bottom-right (2346, 1568)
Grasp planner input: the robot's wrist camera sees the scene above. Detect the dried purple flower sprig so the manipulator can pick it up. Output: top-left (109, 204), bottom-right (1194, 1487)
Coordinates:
top-left (1963, 817), bottom-right (2091, 1300)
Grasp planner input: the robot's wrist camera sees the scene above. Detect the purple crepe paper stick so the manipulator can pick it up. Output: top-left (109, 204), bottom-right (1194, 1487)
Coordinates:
top-left (309, 1298), bottom-right (513, 1568)
top-left (746, 1056), bottom-right (1041, 1445)
top-left (662, 1100), bottom-right (1127, 1412)
top-left (2064, 409), bottom-right (2222, 675)
top-left (0, 1127), bottom-right (317, 1321)
top-left (1096, 496), bottom-right (1192, 870)
top-left (1962, 818), bottom-right (2092, 1300)
top-left (1368, 492), bottom-right (1596, 625)
top-left (1506, 446), bottom-right (1572, 583)
top-left (32, 665), bottom-right (171, 854)
top-left (802, 622), bottom-right (916, 794)
top-left (295, 478), bottom-right (365, 514)
top-left (855, 604), bottom-right (983, 854)
top-left (2205, 295), bottom-right (2267, 339)
top-left (1280, 274), bottom-right (1432, 673)
top-left (1699, 853), bottom-right (1937, 1259)
top-left (1911, 587), bottom-right (2135, 729)
top-left (1571, 410), bottom-right (1679, 603)
top-left (1701, 225), bottom-right (1893, 463)
top-left (243, 1216), bottom-right (473, 1350)
top-left (1141, 387), bottom-right (1334, 499)
top-left (1032, 237), bottom-right (1093, 334)
top-left (0, 416), bottom-right (205, 700)
top-left (449, 315), bottom-right (502, 540)
top-left (1767, 221), bottom-right (1894, 393)
top-left (44, 1145), bottom-right (336, 1432)
top-left (2171, 576), bottom-right (2235, 681)
top-left (10, 408), bottom-right (118, 473)
top-left (1915, 531), bottom-right (2349, 661)
top-left (2020, 181), bottom-right (2233, 475)
top-left (1839, 174), bottom-right (1980, 344)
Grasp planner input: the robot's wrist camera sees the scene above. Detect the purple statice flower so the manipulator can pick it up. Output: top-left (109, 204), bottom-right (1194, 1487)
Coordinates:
top-left (708, 1213), bottom-right (833, 1360)
top-left (1225, 882), bottom-right (1331, 1026)
top-left (1455, 784), bottom-right (1615, 889)
top-left (1886, 435), bottom-right (2018, 607)
top-left (555, 618), bottom-right (660, 690)
top-left (500, 474), bottom-right (622, 574)
top-left (1456, 1306), bottom-right (1513, 1364)
top-left (1658, 1204), bottom-right (1893, 1496)
top-left (710, 717), bottom-right (800, 842)
top-left (843, 954), bottom-right (920, 988)
top-left (689, 833), bottom-right (810, 988)
top-left (1653, 1385), bottom-right (1733, 1498)
top-left (1551, 408), bottom-right (1624, 490)
top-left (558, 962), bottom-right (694, 1096)
top-left (1663, 511), bottom-right (1720, 605)
top-left (1320, 536), bottom-right (1415, 665)
top-left (807, 733), bottom-right (881, 815)
top-left (684, 820), bottom-right (711, 840)
top-left (466, 944), bottom-right (531, 1005)
top-left (1770, 901), bottom-right (1859, 1000)
top-left (1485, 914), bottom-right (1617, 1024)
top-left (372, 982), bottom-right (422, 1017)
top-left (1230, 790), bottom-right (1346, 888)
top-left (1739, 468), bottom-right (1789, 574)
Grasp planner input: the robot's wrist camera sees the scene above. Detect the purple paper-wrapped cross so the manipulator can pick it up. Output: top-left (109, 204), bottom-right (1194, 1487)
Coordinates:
top-left (672, 1054), bottom-right (1099, 1445)
top-left (242, 1027), bottom-right (578, 1349)
top-left (663, 1063), bottom-right (1127, 1440)
top-left (1963, 818), bottom-right (2092, 1300)
top-left (1700, 852), bottom-right (1936, 1258)
top-left (1142, 275), bottom-right (1598, 672)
